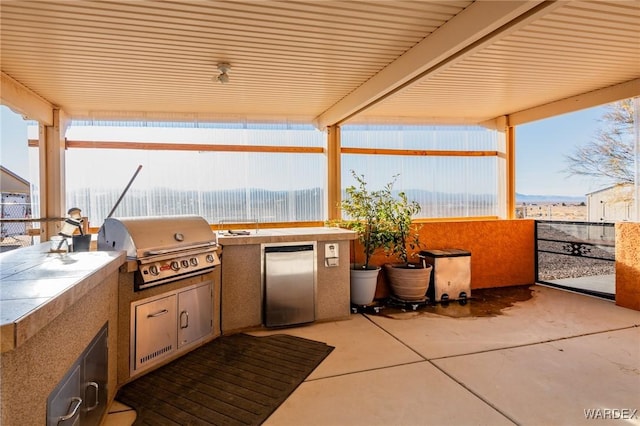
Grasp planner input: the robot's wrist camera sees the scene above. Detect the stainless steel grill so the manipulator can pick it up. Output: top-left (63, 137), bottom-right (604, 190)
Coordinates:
top-left (97, 216), bottom-right (220, 290)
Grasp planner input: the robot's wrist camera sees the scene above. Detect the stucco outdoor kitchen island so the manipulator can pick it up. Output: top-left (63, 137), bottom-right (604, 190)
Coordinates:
top-left (0, 243), bottom-right (125, 425)
top-left (217, 227), bottom-right (356, 333)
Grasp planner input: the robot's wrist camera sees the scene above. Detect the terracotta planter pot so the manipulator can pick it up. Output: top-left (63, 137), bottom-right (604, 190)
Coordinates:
top-left (384, 263), bottom-right (432, 301)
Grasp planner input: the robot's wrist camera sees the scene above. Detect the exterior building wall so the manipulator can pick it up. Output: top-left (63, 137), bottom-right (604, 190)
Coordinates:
top-left (0, 167), bottom-right (29, 194)
top-left (1, 167), bottom-right (32, 243)
top-left (587, 184), bottom-right (636, 222)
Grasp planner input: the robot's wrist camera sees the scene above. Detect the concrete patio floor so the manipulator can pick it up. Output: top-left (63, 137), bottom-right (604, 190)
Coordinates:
top-left (545, 274), bottom-right (616, 298)
top-left (105, 284), bottom-right (639, 425)
top-left (250, 285), bottom-right (640, 426)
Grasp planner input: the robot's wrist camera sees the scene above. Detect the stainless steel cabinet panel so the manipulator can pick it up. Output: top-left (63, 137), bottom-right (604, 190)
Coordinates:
top-left (132, 294), bottom-right (177, 374)
top-left (263, 243), bottom-right (316, 327)
top-left (47, 365), bottom-right (82, 426)
top-left (47, 323), bottom-right (109, 426)
top-left (178, 282), bottom-right (212, 348)
top-left (131, 281), bottom-right (215, 376)
top-left (81, 327), bottom-right (108, 425)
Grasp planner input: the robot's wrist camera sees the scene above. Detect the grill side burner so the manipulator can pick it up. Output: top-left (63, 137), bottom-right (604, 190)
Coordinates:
top-left (98, 216), bottom-right (221, 290)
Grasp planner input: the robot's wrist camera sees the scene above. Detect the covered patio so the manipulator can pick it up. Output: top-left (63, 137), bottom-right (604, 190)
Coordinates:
top-left (2, 1), bottom-right (639, 425)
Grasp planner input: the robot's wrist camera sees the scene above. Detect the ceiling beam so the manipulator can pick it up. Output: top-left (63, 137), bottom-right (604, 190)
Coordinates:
top-left (507, 79), bottom-right (640, 126)
top-left (1, 72), bottom-right (54, 125)
top-left (313, 0), bottom-right (561, 130)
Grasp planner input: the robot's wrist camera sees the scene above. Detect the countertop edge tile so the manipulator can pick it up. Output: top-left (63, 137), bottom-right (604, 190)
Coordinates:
top-left (1, 248), bottom-right (126, 353)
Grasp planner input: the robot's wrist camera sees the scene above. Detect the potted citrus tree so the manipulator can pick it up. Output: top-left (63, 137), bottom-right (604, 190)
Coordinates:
top-left (378, 178), bottom-right (432, 301)
top-left (337, 171), bottom-right (394, 305)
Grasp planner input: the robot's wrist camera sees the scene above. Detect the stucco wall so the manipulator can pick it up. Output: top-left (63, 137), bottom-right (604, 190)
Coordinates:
top-left (353, 220), bottom-right (535, 298)
top-left (615, 222), bottom-right (640, 311)
top-left (0, 270), bottom-right (118, 426)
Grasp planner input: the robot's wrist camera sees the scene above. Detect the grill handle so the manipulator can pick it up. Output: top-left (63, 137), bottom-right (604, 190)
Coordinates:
top-left (180, 310), bottom-right (189, 329)
top-left (147, 309), bottom-right (169, 318)
top-left (144, 242), bottom-right (217, 256)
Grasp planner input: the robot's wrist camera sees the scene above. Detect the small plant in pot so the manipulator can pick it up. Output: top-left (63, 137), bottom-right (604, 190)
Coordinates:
top-left (377, 178), bottom-right (432, 301)
top-left (336, 171), bottom-right (395, 306)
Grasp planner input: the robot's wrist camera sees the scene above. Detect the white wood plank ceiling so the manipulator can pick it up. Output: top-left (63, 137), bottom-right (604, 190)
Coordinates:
top-left (1, 0), bottom-right (639, 128)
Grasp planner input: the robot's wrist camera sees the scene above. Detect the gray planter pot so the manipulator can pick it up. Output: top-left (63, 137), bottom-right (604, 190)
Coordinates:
top-left (350, 266), bottom-right (380, 305)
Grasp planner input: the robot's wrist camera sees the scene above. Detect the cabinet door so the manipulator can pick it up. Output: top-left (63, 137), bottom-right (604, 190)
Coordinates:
top-left (177, 282), bottom-right (212, 348)
top-left (264, 245), bottom-right (315, 327)
top-left (47, 364), bottom-right (81, 426)
top-left (82, 326), bottom-right (108, 425)
top-left (133, 294), bottom-right (177, 373)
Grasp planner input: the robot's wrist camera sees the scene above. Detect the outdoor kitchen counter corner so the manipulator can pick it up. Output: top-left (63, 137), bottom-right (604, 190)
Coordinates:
top-left (217, 227), bottom-right (357, 333)
top-left (0, 243), bottom-right (125, 353)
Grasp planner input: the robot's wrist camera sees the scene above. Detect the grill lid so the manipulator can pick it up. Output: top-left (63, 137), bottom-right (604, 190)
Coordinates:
top-left (97, 216), bottom-right (217, 259)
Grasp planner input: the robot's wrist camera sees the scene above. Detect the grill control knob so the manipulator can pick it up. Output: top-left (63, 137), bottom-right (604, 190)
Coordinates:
top-left (170, 261), bottom-right (180, 271)
top-left (190, 257), bottom-right (198, 266)
top-left (206, 254), bottom-right (215, 263)
top-left (149, 265), bottom-right (159, 276)
top-left (181, 259), bottom-right (189, 268)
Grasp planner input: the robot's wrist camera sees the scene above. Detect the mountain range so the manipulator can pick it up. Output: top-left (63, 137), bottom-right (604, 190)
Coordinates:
top-left (516, 193), bottom-right (586, 203)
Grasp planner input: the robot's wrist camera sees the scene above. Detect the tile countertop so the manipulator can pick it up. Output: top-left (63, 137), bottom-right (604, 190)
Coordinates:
top-left (0, 243), bottom-right (125, 353)
top-left (216, 226), bottom-right (356, 246)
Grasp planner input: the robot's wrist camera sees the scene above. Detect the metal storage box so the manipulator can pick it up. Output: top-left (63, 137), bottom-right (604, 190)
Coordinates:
top-left (420, 249), bottom-right (471, 302)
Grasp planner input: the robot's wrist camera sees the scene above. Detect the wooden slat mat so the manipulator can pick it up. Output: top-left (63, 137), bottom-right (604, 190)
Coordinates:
top-left (116, 334), bottom-right (334, 425)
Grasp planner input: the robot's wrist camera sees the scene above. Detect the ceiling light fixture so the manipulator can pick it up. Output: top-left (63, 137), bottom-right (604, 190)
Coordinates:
top-left (216, 63), bottom-right (231, 84)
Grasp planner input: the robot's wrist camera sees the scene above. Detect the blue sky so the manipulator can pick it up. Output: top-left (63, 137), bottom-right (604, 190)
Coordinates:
top-left (1, 105), bottom-right (29, 179)
top-left (1, 104), bottom-right (612, 197)
top-left (516, 106), bottom-right (609, 197)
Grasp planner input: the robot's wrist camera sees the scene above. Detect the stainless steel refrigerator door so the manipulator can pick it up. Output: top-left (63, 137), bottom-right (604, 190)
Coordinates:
top-left (264, 244), bottom-right (316, 327)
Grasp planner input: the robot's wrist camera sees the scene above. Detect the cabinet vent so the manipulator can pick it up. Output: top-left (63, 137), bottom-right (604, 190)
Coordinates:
top-left (139, 344), bottom-right (173, 366)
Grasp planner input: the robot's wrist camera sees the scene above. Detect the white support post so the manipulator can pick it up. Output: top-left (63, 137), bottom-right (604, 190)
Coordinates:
top-left (39, 109), bottom-right (68, 240)
top-left (494, 116), bottom-right (513, 219)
